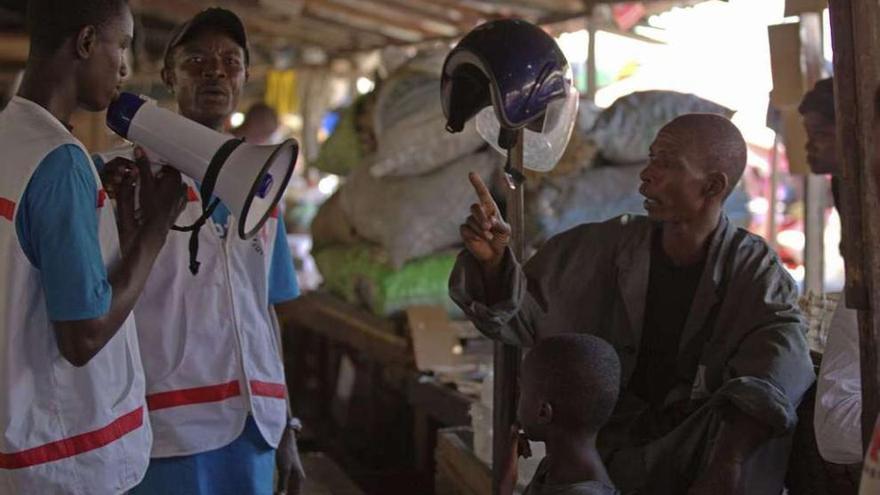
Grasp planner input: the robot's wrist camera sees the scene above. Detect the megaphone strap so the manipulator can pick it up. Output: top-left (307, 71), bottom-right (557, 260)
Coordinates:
top-left (170, 137), bottom-right (245, 275)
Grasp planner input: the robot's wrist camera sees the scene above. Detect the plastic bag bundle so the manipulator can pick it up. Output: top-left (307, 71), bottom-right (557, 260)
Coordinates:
top-left (312, 245), bottom-right (461, 317)
top-left (370, 97), bottom-right (485, 178)
top-left (341, 151), bottom-right (499, 268)
top-left (587, 90), bottom-right (734, 164)
top-left (373, 71), bottom-right (439, 138)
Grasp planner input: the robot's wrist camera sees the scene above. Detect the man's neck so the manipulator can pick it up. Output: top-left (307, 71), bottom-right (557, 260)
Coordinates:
top-left (542, 429), bottom-right (610, 486)
top-left (660, 208), bottom-right (721, 267)
top-left (17, 57), bottom-right (79, 127)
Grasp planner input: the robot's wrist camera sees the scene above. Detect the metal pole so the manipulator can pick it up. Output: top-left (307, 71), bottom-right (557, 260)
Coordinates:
top-left (768, 134), bottom-right (779, 251)
top-left (586, 14), bottom-right (598, 101)
top-left (802, 13), bottom-right (826, 295)
top-left (493, 131), bottom-right (524, 495)
top-left (804, 175), bottom-right (826, 294)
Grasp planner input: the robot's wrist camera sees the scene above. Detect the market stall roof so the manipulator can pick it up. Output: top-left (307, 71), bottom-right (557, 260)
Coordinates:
top-left (0, 0), bottom-right (703, 69)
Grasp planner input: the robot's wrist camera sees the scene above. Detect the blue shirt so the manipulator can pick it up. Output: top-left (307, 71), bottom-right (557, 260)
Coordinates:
top-left (207, 199), bottom-right (299, 304)
top-left (16, 144), bottom-right (111, 321)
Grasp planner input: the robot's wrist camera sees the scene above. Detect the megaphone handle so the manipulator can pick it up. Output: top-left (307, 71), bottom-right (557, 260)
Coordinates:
top-left (168, 137), bottom-right (243, 276)
top-left (170, 198), bottom-right (220, 275)
top-left (187, 230), bottom-right (201, 275)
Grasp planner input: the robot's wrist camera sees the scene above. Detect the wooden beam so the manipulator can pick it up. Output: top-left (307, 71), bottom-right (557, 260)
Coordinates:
top-left (303, 0), bottom-right (427, 42)
top-left (133, 0), bottom-right (350, 50)
top-left (828, 0), bottom-right (880, 451)
top-left (282, 13), bottom-right (390, 48)
top-left (388, 0), bottom-right (483, 30)
top-left (324, 0), bottom-right (461, 37)
top-left (801, 14), bottom-right (826, 295)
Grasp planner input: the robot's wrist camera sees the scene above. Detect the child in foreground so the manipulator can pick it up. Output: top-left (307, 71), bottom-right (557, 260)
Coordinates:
top-left (518, 334), bottom-right (622, 495)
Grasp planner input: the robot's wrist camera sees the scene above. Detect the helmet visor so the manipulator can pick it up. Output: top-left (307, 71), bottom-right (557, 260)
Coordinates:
top-left (476, 79), bottom-right (579, 172)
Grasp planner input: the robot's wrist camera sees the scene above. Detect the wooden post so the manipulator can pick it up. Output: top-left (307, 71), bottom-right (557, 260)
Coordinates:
top-left (768, 135), bottom-right (779, 251)
top-left (585, 15), bottom-right (597, 101)
top-left (493, 131), bottom-right (524, 495)
top-left (828, 0), bottom-right (880, 450)
top-left (801, 13), bottom-right (825, 295)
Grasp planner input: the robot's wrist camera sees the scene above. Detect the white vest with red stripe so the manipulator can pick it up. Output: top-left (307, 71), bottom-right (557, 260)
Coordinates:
top-left (124, 147), bottom-right (288, 457)
top-left (0, 97), bottom-right (150, 494)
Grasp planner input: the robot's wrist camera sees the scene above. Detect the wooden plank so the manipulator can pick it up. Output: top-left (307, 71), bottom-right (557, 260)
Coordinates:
top-left (134, 0), bottom-right (351, 50)
top-left (301, 452), bottom-right (365, 495)
top-left (436, 428), bottom-right (492, 495)
top-left (388, 0), bottom-right (483, 30)
top-left (324, 0), bottom-right (461, 37)
top-left (304, 0), bottom-right (427, 42)
top-left (277, 293), bottom-right (413, 367)
top-left (407, 377), bottom-right (474, 427)
top-left (297, 12), bottom-right (397, 50)
top-left (828, 0), bottom-right (880, 451)
top-left (801, 13), bottom-right (826, 295)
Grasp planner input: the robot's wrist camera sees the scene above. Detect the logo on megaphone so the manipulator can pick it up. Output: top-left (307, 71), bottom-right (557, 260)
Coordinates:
top-left (106, 92), bottom-right (298, 240)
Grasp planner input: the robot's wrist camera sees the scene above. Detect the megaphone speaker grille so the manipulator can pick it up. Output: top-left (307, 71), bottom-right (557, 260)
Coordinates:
top-left (236, 138), bottom-right (298, 239)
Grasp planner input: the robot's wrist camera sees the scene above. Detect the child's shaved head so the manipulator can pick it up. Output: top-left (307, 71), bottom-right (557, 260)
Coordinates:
top-left (519, 334), bottom-right (621, 437)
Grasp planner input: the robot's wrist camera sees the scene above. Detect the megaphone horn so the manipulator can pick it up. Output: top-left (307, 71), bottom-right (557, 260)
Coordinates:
top-left (106, 93), bottom-right (298, 241)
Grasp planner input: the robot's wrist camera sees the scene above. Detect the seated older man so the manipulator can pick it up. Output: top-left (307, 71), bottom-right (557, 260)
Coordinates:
top-left (451, 113), bottom-right (815, 495)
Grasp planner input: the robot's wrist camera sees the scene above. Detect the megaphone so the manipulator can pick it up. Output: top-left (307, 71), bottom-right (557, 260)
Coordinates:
top-left (106, 92), bottom-right (298, 240)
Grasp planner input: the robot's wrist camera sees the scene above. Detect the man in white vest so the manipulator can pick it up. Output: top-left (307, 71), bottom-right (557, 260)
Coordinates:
top-left (104, 8), bottom-right (305, 495)
top-left (0, 0), bottom-right (186, 493)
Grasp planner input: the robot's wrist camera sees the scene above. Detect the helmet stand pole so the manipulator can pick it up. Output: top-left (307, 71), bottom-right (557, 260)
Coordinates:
top-left (494, 129), bottom-right (524, 495)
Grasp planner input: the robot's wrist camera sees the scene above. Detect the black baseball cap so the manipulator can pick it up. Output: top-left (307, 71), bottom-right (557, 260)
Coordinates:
top-left (163, 8), bottom-right (250, 69)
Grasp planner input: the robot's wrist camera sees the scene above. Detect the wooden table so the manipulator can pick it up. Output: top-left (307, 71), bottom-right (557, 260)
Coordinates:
top-left (278, 292), bottom-right (478, 493)
top-left (301, 452), bottom-right (365, 495)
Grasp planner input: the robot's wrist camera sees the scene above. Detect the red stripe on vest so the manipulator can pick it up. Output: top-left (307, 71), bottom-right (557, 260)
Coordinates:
top-left (96, 189), bottom-right (107, 209)
top-left (187, 187), bottom-right (199, 202)
top-left (146, 381), bottom-right (241, 411)
top-left (145, 380), bottom-right (286, 412)
top-left (0, 198), bottom-right (14, 221)
top-left (250, 380), bottom-right (286, 399)
top-left (0, 406), bottom-right (144, 469)
top-left (269, 206), bottom-right (279, 219)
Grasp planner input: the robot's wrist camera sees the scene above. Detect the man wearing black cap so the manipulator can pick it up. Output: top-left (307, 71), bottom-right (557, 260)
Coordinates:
top-left (115, 8), bottom-right (305, 495)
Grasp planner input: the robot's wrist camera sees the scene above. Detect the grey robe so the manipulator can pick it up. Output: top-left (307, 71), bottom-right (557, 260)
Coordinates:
top-left (449, 214), bottom-right (815, 494)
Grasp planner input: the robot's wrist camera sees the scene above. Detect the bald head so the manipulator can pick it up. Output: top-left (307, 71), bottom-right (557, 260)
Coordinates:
top-left (656, 113), bottom-right (747, 197)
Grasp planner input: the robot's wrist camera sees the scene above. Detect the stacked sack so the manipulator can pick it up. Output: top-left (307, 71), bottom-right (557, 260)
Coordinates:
top-left (525, 90), bottom-right (751, 247)
top-left (310, 52), bottom-right (502, 317)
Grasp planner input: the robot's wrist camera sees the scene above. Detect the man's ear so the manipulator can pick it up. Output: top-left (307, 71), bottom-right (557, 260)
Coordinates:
top-left (75, 25), bottom-right (98, 60)
top-left (161, 67), bottom-right (175, 93)
top-left (704, 171), bottom-right (729, 199)
top-left (537, 401), bottom-right (553, 426)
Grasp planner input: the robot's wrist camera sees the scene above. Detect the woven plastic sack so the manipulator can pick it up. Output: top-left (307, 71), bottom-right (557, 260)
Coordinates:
top-left (313, 244), bottom-right (461, 316)
top-left (370, 97), bottom-right (485, 178)
top-left (525, 163), bottom-right (751, 246)
top-left (373, 71), bottom-right (439, 138)
top-left (341, 151), bottom-right (499, 268)
top-left (587, 90), bottom-right (734, 164)
top-left (310, 190), bottom-right (361, 249)
top-left (313, 99), bottom-right (369, 176)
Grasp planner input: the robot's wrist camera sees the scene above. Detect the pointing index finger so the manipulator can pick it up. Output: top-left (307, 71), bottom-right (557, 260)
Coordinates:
top-left (468, 172), bottom-right (496, 210)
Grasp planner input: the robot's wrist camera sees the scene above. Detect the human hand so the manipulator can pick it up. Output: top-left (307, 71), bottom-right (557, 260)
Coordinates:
top-left (134, 147), bottom-right (186, 238)
top-left (460, 172), bottom-right (511, 271)
top-left (275, 426), bottom-right (306, 495)
top-left (111, 158), bottom-right (139, 254)
top-left (99, 156), bottom-right (138, 200)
